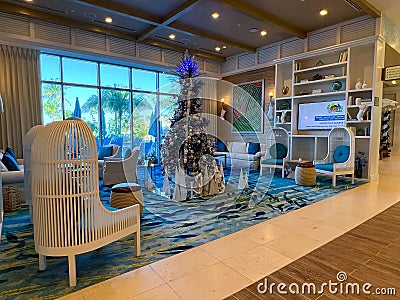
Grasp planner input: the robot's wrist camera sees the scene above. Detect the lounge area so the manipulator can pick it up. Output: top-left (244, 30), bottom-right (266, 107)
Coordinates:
top-left (1, 0), bottom-right (400, 299)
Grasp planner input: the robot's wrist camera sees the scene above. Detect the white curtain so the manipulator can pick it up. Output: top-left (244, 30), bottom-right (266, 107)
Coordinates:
top-left (197, 77), bottom-right (217, 138)
top-left (0, 45), bottom-right (42, 157)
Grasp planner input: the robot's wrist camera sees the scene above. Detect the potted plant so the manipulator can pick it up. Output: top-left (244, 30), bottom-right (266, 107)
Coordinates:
top-left (355, 151), bottom-right (368, 178)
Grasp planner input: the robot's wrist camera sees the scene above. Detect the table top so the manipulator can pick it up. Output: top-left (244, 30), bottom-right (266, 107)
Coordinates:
top-left (287, 159), bottom-right (310, 164)
top-left (213, 153), bottom-right (227, 157)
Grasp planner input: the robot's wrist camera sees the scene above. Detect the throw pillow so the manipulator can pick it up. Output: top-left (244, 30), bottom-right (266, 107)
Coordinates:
top-left (98, 145), bottom-right (113, 160)
top-left (333, 145), bottom-right (350, 163)
top-left (247, 142), bottom-right (260, 154)
top-left (0, 160), bottom-right (8, 171)
top-left (5, 147), bottom-right (17, 160)
top-left (2, 152), bottom-right (20, 171)
top-left (216, 140), bottom-right (227, 152)
top-left (270, 143), bottom-right (287, 159)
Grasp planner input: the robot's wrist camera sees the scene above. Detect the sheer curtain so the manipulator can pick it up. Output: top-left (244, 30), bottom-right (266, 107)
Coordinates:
top-left (0, 45), bottom-right (42, 157)
top-left (197, 77), bottom-right (217, 138)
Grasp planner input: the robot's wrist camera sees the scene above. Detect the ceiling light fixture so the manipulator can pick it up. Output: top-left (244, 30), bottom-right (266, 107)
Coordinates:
top-left (25, 0), bottom-right (33, 2)
top-left (222, 45), bottom-right (227, 49)
top-left (320, 9), bottom-right (328, 16)
top-left (104, 16), bottom-right (112, 23)
top-left (260, 30), bottom-right (267, 36)
top-left (215, 46), bottom-right (221, 52)
top-left (249, 28), bottom-right (258, 33)
top-left (169, 33), bottom-right (176, 40)
top-left (392, 80), bottom-right (397, 85)
top-left (211, 12), bottom-right (219, 19)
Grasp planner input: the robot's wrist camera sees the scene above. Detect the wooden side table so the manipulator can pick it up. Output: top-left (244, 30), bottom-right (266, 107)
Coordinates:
top-left (286, 159), bottom-right (310, 179)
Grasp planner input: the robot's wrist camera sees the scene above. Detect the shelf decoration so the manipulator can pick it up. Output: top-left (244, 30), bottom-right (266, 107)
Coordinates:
top-left (332, 80), bottom-right (342, 91)
top-left (357, 104), bottom-right (368, 121)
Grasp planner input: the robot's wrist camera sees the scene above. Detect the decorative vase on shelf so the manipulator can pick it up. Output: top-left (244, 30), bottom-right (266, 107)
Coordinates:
top-left (282, 85), bottom-right (289, 95)
top-left (332, 80), bottom-right (342, 91)
top-left (362, 81), bottom-right (367, 89)
top-left (355, 79), bottom-right (362, 90)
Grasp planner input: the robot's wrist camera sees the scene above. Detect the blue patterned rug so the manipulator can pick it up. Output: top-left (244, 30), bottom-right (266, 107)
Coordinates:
top-left (0, 169), bottom-right (364, 299)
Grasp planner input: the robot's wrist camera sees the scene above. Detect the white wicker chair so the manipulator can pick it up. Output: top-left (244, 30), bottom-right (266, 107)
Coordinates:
top-left (23, 125), bottom-right (44, 223)
top-left (103, 147), bottom-right (139, 186)
top-left (31, 119), bottom-right (140, 287)
top-left (260, 127), bottom-right (290, 178)
top-left (314, 127), bottom-right (355, 187)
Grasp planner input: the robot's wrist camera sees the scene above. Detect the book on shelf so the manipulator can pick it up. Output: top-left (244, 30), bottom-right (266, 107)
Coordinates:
top-left (338, 51), bottom-right (348, 62)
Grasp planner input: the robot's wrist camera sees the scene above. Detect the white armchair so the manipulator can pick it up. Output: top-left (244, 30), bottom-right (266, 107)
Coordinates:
top-left (98, 144), bottom-right (121, 178)
top-left (314, 127), bottom-right (355, 187)
top-left (31, 119), bottom-right (140, 287)
top-left (103, 147), bottom-right (139, 186)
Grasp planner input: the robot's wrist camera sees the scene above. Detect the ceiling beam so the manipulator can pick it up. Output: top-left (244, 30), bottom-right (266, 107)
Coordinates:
top-left (77, 0), bottom-right (254, 53)
top-left (216, 0), bottom-right (307, 39)
top-left (168, 22), bottom-right (257, 53)
top-left (0, 1), bottom-right (138, 41)
top-left (145, 39), bottom-right (226, 62)
top-left (137, 0), bottom-right (200, 42)
top-left (348, 0), bottom-right (381, 18)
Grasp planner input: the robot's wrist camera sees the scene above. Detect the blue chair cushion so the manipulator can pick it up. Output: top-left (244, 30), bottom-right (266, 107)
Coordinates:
top-left (5, 147), bottom-right (17, 160)
top-left (216, 140), bottom-right (227, 152)
top-left (333, 145), bottom-right (350, 163)
top-left (261, 158), bottom-right (284, 165)
top-left (247, 142), bottom-right (260, 154)
top-left (98, 145), bottom-right (113, 159)
top-left (2, 152), bottom-right (20, 171)
top-left (270, 143), bottom-right (287, 159)
top-left (315, 163), bottom-right (334, 172)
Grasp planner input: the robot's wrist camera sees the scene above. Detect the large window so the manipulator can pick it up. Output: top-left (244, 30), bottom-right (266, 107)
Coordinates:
top-left (40, 53), bottom-right (178, 161)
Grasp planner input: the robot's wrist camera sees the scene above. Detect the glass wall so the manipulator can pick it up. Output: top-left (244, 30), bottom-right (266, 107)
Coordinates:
top-left (40, 53), bottom-right (178, 162)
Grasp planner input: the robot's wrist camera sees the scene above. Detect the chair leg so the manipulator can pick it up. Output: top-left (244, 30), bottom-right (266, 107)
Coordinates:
top-left (260, 166), bottom-right (263, 176)
top-left (29, 205), bottom-right (33, 224)
top-left (281, 167), bottom-right (284, 178)
top-left (68, 255), bottom-right (77, 287)
top-left (332, 175), bottom-right (336, 187)
top-left (38, 254), bottom-right (47, 271)
top-left (134, 228), bottom-right (141, 256)
top-left (351, 173), bottom-right (354, 184)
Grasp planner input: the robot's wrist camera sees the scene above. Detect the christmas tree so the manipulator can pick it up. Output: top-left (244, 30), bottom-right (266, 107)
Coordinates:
top-left (161, 52), bottom-right (214, 176)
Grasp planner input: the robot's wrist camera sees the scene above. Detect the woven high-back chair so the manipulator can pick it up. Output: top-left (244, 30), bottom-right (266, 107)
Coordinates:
top-left (314, 127), bottom-right (355, 186)
top-left (31, 119), bottom-right (140, 287)
top-left (23, 124), bottom-right (44, 223)
top-left (260, 127), bottom-right (290, 177)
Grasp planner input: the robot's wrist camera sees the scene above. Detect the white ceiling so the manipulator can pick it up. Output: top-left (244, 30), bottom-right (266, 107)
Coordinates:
top-left (366, 0), bottom-right (400, 28)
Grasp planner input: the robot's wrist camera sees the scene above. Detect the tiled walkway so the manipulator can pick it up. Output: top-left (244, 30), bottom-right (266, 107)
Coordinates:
top-left (226, 202), bottom-right (400, 300)
top-left (59, 157), bottom-right (400, 300)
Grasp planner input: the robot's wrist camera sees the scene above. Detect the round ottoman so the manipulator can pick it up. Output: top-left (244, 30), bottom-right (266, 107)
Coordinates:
top-left (110, 183), bottom-right (144, 216)
top-left (295, 163), bottom-right (316, 186)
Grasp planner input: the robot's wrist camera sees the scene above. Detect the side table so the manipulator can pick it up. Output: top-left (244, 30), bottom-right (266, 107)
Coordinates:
top-left (286, 159), bottom-right (310, 179)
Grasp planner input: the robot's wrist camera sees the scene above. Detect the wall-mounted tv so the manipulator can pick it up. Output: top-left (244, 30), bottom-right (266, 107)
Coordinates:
top-left (298, 100), bottom-right (346, 130)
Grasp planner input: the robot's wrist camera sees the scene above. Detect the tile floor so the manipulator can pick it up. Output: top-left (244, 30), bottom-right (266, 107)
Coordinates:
top-left (59, 156), bottom-right (400, 300)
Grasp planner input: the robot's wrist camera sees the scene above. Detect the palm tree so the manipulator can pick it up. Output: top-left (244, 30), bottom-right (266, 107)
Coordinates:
top-left (42, 83), bottom-right (63, 121)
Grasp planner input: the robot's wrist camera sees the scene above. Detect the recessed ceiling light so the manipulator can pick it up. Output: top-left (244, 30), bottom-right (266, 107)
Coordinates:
top-left (169, 33), bottom-right (176, 40)
top-left (222, 45), bottom-right (227, 49)
top-left (211, 12), bottom-right (219, 19)
top-left (215, 46), bottom-right (221, 52)
top-left (104, 17), bottom-right (112, 23)
top-left (249, 28), bottom-right (258, 33)
top-left (260, 30), bottom-right (267, 36)
top-left (392, 80), bottom-right (397, 85)
top-left (25, 0), bottom-right (33, 2)
top-left (320, 9), bottom-right (328, 16)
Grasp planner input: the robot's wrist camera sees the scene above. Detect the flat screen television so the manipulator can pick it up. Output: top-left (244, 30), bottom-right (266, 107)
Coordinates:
top-left (298, 100), bottom-right (346, 130)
